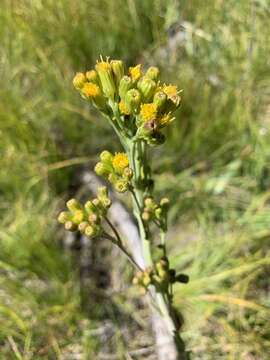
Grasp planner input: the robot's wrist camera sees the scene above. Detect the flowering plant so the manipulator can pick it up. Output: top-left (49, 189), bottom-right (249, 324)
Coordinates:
top-left (58, 57), bottom-right (189, 359)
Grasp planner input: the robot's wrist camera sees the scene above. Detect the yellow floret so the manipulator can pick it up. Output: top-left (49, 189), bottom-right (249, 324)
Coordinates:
top-left (96, 61), bottom-right (111, 72)
top-left (129, 64), bottom-right (142, 81)
top-left (163, 84), bottom-right (178, 99)
top-left (113, 153), bottom-right (129, 170)
top-left (119, 100), bottom-right (130, 115)
top-left (140, 103), bottom-right (158, 122)
top-left (158, 113), bottom-right (175, 127)
top-left (82, 82), bottom-right (101, 98)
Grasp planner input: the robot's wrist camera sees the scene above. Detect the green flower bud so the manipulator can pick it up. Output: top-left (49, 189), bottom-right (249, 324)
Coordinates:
top-left (153, 91), bottom-right (167, 111)
top-left (100, 197), bottom-right (111, 208)
top-left (125, 89), bottom-right (141, 114)
top-left (86, 70), bottom-right (99, 84)
top-left (111, 60), bottom-right (125, 85)
top-left (119, 76), bottom-right (132, 99)
top-left (142, 211), bottom-right (151, 222)
top-left (88, 213), bottom-right (99, 224)
top-left (154, 207), bottom-right (162, 220)
top-left (85, 225), bottom-right (95, 237)
top-left (123, 167), bottom-right (133, 179)
top-left (100, 150), bottom-right (113, 164)
top-left (94, 162), bottom-right (110, 177)
top-left (66, 199), bottom-right (82, 213)
top-left (84, 200), bottom-right (95, 214)
top-left (144, 197), bottom-right (155, 208)
top-left (78, 221), bottom-right (89, 234)
top-left (137, 76), bottom-right (156, 102)
top-left (92, 198), bottom-right (101, 207)
top-left (95, 61), bottom-right (116, 99)
top-left (160, 197), bottom-right (170, 208)
top-left (65, 221), bottom-right (77, 232)
top-left (58, 211), bottom-right (70, 224)
top-left (145, 66), bottom-right (160, 81)
top-left (73, 72), bottom-right (86, 89)
top-left (114, 180), bottom-right (128, 193)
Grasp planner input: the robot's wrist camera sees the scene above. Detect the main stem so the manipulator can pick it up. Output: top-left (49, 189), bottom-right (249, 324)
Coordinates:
top-left (128, 140), bottom-right (187, 360)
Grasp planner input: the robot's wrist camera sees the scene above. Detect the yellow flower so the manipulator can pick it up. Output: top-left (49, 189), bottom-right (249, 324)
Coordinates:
top-left (113, 153), bottom-right (129, 171)
top-left (129, 64), bottom-right (142, 81)
top-left (158, 113), bottom-right (175, 127)
top-left (140, 103), bottom-right (158, 122)
top-left (162, 84), bottom-right (178, 99)
top-left (82, 82), bottom-right (101, 98)
top-left (73, 72), bottom-right (86, 89)
top-left (119, 100), bottom-right (130, 115)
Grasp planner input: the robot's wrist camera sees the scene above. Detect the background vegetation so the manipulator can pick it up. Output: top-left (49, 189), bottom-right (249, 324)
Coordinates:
top-left (0, 0), bottom-right (269, 358)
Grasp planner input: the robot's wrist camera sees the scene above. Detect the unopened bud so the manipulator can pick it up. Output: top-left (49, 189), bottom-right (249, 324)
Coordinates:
top-left (160, 197), bottom-right (170, 208)
top-left (88, 213), bottom-right (99, 224)
top-left (94, 162), bottom-right (109, 177)
top-left (78, 221), bottom-right (88, 234)
top-left (84, 200), bottom-right (95, 214)
top-left (85, 225), bottom-right (95, 237)
top-left (86, 70), bottom-right (99, 84)
top-left (95, 61), bottom-right (116, 99)
top-left (65, 221), bottom-right (77, 232)
top-left (66, 199), bottom-right (82, 213)
top-left (100, 150), bottom-right (113, 163)
top-left (137, 76), bottom-right (156, 102)
top-left (153, 91), bottom-right (167, 110)
top-left (142, 211), bottom-right (151, 222)
top-left (115, 180), bottom-right (128, 193)
top-left (73, 72), bottom-right (86, 89)
top-left (144, 197), bottom-right (155, 208)
top-left (119, 76), bottom-right (133, 99)
top-left (125, 89), bottom-right (141, 114)
top-left (123, 167), bottom-right (133, 179)
top-left (58, 211), bottom-right (69, 224)
top-left (145, 66), bottom-right (159, 81)
top-left (155, 207), bottom-right (162, 220)
top-left (111, 60), bottom-right (125, 85)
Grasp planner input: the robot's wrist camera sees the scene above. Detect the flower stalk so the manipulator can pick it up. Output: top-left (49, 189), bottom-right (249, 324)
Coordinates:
top-left (58, 57), bottom-right (188, 359)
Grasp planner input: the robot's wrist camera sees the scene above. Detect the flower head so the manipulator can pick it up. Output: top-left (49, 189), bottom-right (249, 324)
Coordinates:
top-left (163, 84), bottom-right (179, 99)
top-left (140, 103), bottom-right (158, 122)
top-left (73, 72), bottom-right (86, 89)
top-left (129, 64), bottom-right (142, 82)
top-left (82, 83), bottom-right (101, 98)
top-left (113, 152), bottom-right (129, 171)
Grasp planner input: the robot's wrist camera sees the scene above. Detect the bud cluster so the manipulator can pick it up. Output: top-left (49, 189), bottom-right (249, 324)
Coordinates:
top-left (142, 197), bottom-right (170, 227)
top-left (73, 57), bottom-right (182, 145)
top-left (94, 151), bottom-right (133, 193)
top-left (132, 256), bottom-right (189, 294)
top-left (57, 187), bottom-right (111, 238)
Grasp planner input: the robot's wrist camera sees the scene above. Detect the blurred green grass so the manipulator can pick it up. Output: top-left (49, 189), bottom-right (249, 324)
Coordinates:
top-left (0, 0), bottom-right (269, 358)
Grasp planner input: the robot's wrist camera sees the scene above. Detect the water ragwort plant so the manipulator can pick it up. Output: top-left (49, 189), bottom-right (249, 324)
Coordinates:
top-left (58, 57), bottom-right (189, 359)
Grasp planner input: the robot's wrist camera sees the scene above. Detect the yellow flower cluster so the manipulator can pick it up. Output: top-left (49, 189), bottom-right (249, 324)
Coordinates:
top-left (73, 57), bottom-right (182, 145)
top-left (94, 150), bottom-right (133, 193)
top-left (57, 187), bottom-right (111, 238)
